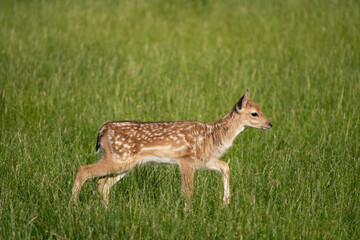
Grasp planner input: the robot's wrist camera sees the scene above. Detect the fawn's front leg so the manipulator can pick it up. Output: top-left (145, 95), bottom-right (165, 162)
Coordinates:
top-left (206, 160), bottom-right (231, 204)
top-left (180, 163), bottom-right (195, 211)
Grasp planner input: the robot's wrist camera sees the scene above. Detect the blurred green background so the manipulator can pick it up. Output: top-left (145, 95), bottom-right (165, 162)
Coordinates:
top-left (0, 0), bottom-right (359, 238)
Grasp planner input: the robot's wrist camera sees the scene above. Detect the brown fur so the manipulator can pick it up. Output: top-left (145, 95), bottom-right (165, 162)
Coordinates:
top-left (71, 89), bottom-right (272, 209)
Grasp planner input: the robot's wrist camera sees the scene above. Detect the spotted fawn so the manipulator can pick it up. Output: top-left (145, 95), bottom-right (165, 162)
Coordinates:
top-left (71, 89), bottom-right (272, 209)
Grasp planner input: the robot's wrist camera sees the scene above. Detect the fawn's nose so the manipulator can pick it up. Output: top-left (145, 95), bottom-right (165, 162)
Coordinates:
top-left (268, 122), bottom-right (273, 128)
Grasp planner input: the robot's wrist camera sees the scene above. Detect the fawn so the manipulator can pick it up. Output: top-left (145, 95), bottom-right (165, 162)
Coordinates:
top-left (71, 89), bottom-right (272, 209)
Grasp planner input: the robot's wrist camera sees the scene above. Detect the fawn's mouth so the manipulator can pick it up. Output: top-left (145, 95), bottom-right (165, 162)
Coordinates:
top-left (262, 121), bottom-right (273, 130)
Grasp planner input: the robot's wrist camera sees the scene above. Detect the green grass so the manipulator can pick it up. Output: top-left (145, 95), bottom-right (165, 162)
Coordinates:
top-left (1, 0), bottom-right (359, 238)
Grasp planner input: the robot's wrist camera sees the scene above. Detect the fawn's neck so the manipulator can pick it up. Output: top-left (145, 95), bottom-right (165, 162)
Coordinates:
top-left (204, 107), bottom-right (245, 159)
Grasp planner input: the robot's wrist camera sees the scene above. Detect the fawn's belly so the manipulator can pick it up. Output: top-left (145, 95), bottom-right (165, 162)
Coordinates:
top-left (137, 156), bottom-right (180, 166)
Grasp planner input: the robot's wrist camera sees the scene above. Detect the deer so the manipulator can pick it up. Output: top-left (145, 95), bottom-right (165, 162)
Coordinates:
top-left (71, 89), bottom-right (272, 210)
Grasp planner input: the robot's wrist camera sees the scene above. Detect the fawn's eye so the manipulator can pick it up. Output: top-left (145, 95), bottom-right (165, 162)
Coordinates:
top-left (251, 112), bottom-right (258, 117)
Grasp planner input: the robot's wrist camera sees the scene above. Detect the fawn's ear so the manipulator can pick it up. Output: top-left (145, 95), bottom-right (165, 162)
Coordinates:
top-left (236, 89), bottom-right (250, 112)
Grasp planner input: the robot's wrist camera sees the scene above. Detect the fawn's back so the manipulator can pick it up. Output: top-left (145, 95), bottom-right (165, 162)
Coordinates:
top-left (98, 120), bottom-right (209, 167)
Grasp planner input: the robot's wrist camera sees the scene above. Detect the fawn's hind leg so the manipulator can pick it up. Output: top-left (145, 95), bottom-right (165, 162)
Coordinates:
top-left (71, 159), bottom-right (134, 203)
top-left (98, 173), bottom-right (127, 207)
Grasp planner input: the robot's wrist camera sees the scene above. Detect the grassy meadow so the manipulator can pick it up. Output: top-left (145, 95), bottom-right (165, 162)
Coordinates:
top-left (0, 0), bottom-right (359, 238)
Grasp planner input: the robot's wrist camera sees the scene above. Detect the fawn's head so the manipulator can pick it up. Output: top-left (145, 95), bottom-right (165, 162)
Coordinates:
top-left (235, 89), bottom-right (272, 130)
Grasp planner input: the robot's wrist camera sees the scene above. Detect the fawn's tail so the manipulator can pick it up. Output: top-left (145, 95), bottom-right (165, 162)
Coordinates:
top-left (95, 125), bottom-right (107, 153)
